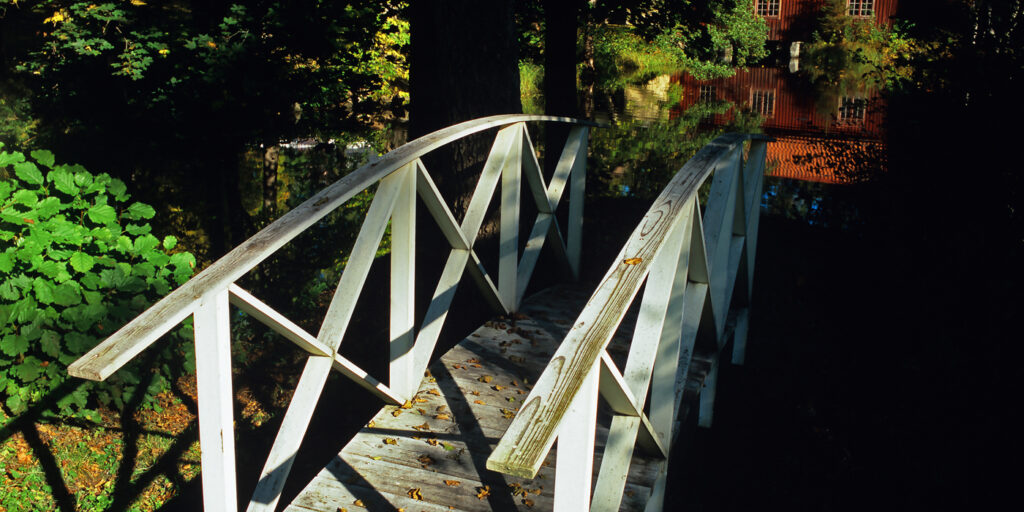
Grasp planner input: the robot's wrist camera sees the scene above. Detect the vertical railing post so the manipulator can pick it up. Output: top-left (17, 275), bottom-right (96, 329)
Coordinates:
top-left (567, 127), bottom-right (588, 280)
top-left (554, 362), bottom-right (599, 512)
top-left (499, 124), bottom-right (524, 310)
top-left (193, 287), bottom-right (238, 512)
top-left (390, 163), bottom-right (418, 400)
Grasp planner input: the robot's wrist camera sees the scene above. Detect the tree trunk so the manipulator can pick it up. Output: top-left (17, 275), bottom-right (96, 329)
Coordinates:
top-left (262, 143), bottom-right (280, 216)
top-left (409, 0), bottom-right (521, 217)
top-left (543, 0), bottom-right (582, 174)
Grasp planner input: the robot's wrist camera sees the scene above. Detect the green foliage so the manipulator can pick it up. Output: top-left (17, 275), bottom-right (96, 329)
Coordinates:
top-left (588, 99), bottom-right (759, 199)
top-left (0, 144), bottom-right (195, 420)
top-left (802, 0), bottom-right (917, 93)
top-left (519, 61), bottom-right (544, 114)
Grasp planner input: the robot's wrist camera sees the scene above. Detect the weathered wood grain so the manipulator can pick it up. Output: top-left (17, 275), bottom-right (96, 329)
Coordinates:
top-left (486, 133), bottom-right (752, 479)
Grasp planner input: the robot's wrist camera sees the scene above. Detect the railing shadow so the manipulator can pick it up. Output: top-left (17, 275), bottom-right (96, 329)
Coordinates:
top-left (0, 361), bottom-right (204, 512)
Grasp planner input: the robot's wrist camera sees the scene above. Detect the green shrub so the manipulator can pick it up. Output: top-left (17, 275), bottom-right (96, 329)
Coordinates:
top-left (0, 144), bottom-right (195, 422)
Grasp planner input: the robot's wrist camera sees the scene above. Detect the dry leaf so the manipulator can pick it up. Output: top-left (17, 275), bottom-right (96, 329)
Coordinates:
top-left (435, 413), bottom-right (450, 420)
top-left (401, 400), bottom-right (413, 409)
top-left (414, 397), bottom-right (428, 403)
top-left (417, 454), bottom-right (435, 467)
top-left (523, 498), bottom-right (535, 507)
top-left (470, 390), bottom-right (481, 396)
top-left (493, 385), bottom-right (504, 391)
top-left (408, 488), bottom-right (423, 500)
top-left (353, 499), bottom-right (365, 507)
top-left (623, 257), bottom-right (642, 265)
top-left (444, 480), bottom-right (461, 487)
top-left (476, 485), bottom-right (491, 499)
top-left (391, 409), bottom-right (403, 417)
top-left (478, 375), bottom-right (493, 383)
top-left (427, 389), bottom-right (441, 396)
top-left (383, 438), bottom-right (398, 445)
top-left (413, 422), bottom-right (431, 431)
top-left (471, 363), bottom-right (482, 368)
top-left (511, 380), bottom-right (518, 387)
top-left (473, 399), bottom-right (486, 405)
top-left (506, 396), bottom-right (516, 402)
top-left (366, 420), bottom-right (375, 428)
top-left (501, 408), bottom-right (515, 419)
top-left (426, 438), bottom-right (439, 446)
top-left (436, 405), bottom-right (448, 412)
top-left (466, 358), bottom-right (479, 363)
top-left (370, 456), bottom-right (382, 460)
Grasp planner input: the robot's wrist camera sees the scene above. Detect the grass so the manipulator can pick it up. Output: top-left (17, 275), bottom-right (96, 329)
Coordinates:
top-left (0, 377), bottom-right (211, 512)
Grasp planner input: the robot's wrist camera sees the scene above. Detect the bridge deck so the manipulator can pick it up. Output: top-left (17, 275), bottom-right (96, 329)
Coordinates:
top-left (284, 285), bottom-right (694, 512)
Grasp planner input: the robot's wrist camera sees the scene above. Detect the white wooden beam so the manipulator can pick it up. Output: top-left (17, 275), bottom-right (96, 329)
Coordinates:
top-left (390, 163), bottom-right (418, 400)
top-left (192, 287), bottom-right (238, 512)
top-left (499, 124), bottom-right (523, 310)
top-left (226, 284), bottom-right (403, 405)
top-left (554, 363), bottom-right (599, 512)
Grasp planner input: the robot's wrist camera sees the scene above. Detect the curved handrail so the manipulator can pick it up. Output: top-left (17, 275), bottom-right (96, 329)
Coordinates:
top-left (68, 114), bottom-right (595, 382)
top-left (486, 132), bottom-right (770, 481)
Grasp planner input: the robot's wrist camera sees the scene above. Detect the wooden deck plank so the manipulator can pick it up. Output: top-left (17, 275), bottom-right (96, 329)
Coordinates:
top-left (285, 285), bottom-right (669, 511)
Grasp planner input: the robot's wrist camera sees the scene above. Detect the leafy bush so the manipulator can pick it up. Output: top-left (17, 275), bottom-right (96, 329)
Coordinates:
top-left (0, 144), bottom-right (195, 421)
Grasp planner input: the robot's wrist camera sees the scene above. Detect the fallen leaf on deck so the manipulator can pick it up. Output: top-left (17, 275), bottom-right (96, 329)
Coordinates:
top-left (427, 389), bottom-right (441, 396)
top-left (466, 358), bottom-right (479, 363)
top-left (401, 400), bottom-right (413, 409)
top-left (470, 391), bottom-right (481, 396)
top-left (392, 409), bottom-right (403, 417)
top-left (623, 257), bottom-right (642, 265)
top-left (383, 438), bottom-right (398, 445)
top-left (353, 499), bottom-right (365, 507)
top-left (435, 413), bottom-right (450, 420)
top-left (408, 488), bottom-right (423, 500)
top-left (523, 498), bottom-right (535, 507)
top-left (412, 422), bottom-right (430, 431)
top-left (476, 485), bottom-right (491, 499)
top-left (478, 375), bottom-right (493, 383)
top-left (370, 456), bottom-right (382, 460)
top-left (493, 385), bottom-right (504, 391)
top-left (426, 438), bottom-right (439, 446)
top-left (501, 408), bottom-right (515, 419)
top-left (366, 420), bottom-right (375, 428)
top-left (474, 399), bottom-right (486, 405)
top-left (414, 397), bottom-right (428, 403)
top-left (417, 455), bottom-right (435, 467)
top-left (444, 480), bottom-right (461, 486)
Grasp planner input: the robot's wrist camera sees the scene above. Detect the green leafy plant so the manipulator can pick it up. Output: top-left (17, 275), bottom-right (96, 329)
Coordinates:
top-left (0, 144), bottom-right (195, 421)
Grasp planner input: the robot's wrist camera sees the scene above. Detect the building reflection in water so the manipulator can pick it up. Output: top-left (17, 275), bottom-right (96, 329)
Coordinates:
top-left (672, 67), bottom-right (886, 184)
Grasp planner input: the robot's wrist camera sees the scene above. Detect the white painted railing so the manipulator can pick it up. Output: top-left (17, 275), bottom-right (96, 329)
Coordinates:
top-left (486, 133), bottom-right (770, 512)
top-left (67, 115), bottom-right (593, 512)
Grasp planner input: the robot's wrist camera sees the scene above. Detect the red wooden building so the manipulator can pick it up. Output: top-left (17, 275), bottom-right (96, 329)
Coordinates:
top-left (754, 0), bottom-right (899, 41)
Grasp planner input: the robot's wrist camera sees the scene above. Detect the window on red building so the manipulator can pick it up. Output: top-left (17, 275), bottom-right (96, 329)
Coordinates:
top-left (699, 85), bottom-right (718, 103)
top-left (755, 0), bottom-right (780, 17)
top-left (751, 90), bottom-right (775, 117)
top-left (847, 0), bottom-right (874, 17)
top-left (838, 96), bottom-right (867, 121)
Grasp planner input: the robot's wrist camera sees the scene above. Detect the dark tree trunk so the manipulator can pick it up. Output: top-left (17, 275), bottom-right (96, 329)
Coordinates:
top-left (407, 1), bottom-right (522, 350)
top-left (543, 0), bottom-right (583, 174)
top-left (409, 0), bottom-right (521, 217)
top-left (262, 143), bottom-right (280, 216)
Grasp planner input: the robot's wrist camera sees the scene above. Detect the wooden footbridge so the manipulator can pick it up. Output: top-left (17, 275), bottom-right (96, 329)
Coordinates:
top-left (68, 115), bottom-right (769, 511)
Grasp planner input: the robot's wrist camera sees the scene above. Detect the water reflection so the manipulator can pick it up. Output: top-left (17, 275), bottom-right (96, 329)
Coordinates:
top-left (589, 64), bottom-right (884, 228)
